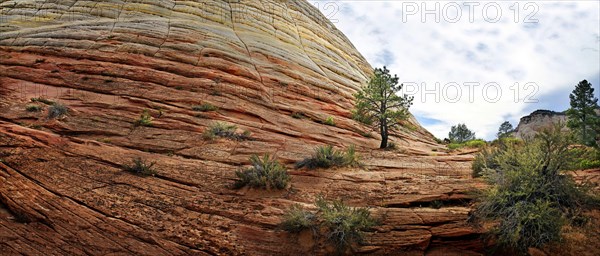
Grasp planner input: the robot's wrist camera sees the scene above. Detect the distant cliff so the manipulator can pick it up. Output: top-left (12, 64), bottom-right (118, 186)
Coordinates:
top-left (514, 110), bottom-right (568, 139)
top-left (514, 109), bottom-right (600, 139)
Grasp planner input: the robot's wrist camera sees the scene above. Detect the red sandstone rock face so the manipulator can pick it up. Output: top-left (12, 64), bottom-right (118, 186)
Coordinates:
top-left (0, 1), bottom-right (484, 255)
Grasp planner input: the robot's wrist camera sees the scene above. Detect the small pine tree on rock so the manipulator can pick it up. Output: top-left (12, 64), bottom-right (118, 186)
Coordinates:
top-left (354, 66), bottom-right (414, 149)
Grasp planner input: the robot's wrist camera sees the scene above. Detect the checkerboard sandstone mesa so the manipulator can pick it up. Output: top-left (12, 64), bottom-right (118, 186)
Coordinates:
top-left (0, 0), bottom-right (483, 255)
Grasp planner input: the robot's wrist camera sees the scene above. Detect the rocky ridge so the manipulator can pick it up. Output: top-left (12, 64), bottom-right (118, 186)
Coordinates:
top-left (0, 0), bottom-right (483, 255)
top-left (514, 110), bottom-right (567, 139)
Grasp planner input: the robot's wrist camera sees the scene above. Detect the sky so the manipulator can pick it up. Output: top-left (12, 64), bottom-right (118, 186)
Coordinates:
top-left (310, 0), bottom-right (600, 140)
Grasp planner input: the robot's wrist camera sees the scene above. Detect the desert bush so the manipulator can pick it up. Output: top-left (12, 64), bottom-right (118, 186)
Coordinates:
top-left (471, 146), bottom-right (501, 178)
top-left (234, 154), bottom-right (290, 189)
top-left (203, 122), bottom-right (251, 141)
top-left (316, 196), bottom-right (376, 252)
top-left (448, 139), bottom-right (487, 150)
top-left (26, 104), bottom-right (42, 112)
top-left (472, 125), bottom-right (596, 253)
top-left (324, 116), bottom-right (335, 126)
top-left (48, 102), bottom-right (68, 119)
top-left (564, 146), bottom-right (600, 170)
top-left (447, 143), bottom-right (462, 150)
top-left (123, 157), bottom-right (157, 176)
top-left (192, 103), bottom-right (218, 112)
top-left (134, 109), bottom-right (153, 127)
top-left (280, 197), bottom-right (376, 253)
top-left (280, 204), bottom-right (315, 233)
top-left (464, 139), bottom-right (487, 148)
top-left (295, 145), bottom-right (360, 170)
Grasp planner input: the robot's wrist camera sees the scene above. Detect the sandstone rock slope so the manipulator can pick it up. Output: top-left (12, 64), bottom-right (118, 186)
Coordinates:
top-left (0, 1), bottom-right (482, 255)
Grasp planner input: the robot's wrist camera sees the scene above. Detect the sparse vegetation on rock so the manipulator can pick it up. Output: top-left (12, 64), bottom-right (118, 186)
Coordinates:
top-left (295, 145), bottom-right (360, 170)
top-left (123, 157), bottom-right (157, 176)
top-left (203, 122), bottom-right (251, 141)
top-left (48, 102), bottom-right (68, 119)
top-left (280, 204), bottom-right (315, 233)
top-left (134, 109), bottom-right (153, 127)
top-left (234, 154), bottom-right (290, 190)
top-left (324, 116), bottom-right (335, 126)
top-left (281, 196), bottom-right (376, 253)
top-left (192, 103), bottom-right (219, 112)
top-left (25, 105), bottom-right (42, 112)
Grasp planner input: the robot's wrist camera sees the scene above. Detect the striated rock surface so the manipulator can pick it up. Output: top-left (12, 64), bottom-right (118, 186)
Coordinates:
top-left (0, 1), bottom-right (484, 255)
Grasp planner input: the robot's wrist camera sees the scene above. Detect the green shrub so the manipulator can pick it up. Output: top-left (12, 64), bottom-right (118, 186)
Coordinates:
top-left (464, 139), bottom-right (487, 148)
top-left (472, 146), bottom-right (501, 178)
top-left (202, 122), bottom-right (251, 141)
top-left (324, 116), bottom-right (335, 126)
top-left (316, 196), bottom-right (376, 252)
top-left (447, 143), bottom-right (462, 150)
top-left (134, 110), bottom-right (153, 127)
top-left (494, 137), bottom-right (524, 146)
top-left (295, 145), bottom-right (360, 170)
top-left (26, 104), bottom-right (42, 112)
top-left (472, 125), bottom-right (596, 252)
top-left (234, 154), bottom-right (290, 189)
top-left (123, 157), bottom-right (157, 176)
top-left (280, 197), bottom-right (376, 253)
top-left (48, 102), bottom-right (68, 119)
top-left (192, 103), bottom-right (218, 112)
top-left (448, 139), bottom-right (487, 150)
top-left (578, 159), bottom-right (600, 169)
top-left (564, 146), bottom-right (600, 170)
top-left (280, 204), bottom-right (315, 233)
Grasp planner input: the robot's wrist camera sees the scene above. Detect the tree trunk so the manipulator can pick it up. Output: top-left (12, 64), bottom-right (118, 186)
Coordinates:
top-left (582, 114), bottom-right (587, 145)
top-left (380, 119), bottom-right (388, 149)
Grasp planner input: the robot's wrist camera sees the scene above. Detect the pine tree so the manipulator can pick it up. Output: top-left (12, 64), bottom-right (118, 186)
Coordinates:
top-left (448, 123), bottom-right (475, 143)
top-left (354, 66), bottom-right (414, 149)
top-left (566, 80), bottom-right (600, 147)
top-left (497, 121), bottom-right (514, 139)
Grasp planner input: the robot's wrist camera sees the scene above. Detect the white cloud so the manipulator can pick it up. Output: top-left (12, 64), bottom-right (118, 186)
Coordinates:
top-left (312, 1), bottom-right (600, 139)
